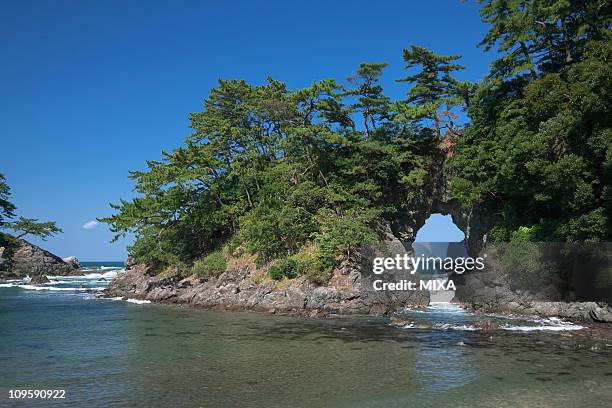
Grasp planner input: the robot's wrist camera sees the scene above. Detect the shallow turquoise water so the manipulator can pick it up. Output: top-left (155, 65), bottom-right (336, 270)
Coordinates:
top-left (1, 282), bottom-right (611, 407)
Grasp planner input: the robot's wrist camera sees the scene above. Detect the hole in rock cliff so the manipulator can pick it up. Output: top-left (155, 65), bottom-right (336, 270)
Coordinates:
top-left (415, 214), bottom-right (464, 243)
top-left (413, 214), bottom-right (466, 303)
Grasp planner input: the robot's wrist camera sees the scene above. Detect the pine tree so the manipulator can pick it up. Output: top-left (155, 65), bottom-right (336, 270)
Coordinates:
top-left (345, 63), bottom-right (390, 137)
top-left (397, 45), bottom-right (465, 137)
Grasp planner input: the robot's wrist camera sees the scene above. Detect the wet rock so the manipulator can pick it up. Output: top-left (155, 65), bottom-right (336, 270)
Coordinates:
top-left (309, 309), bottom-right (328, 319)
top-left (589, 304), bottom-right (612, 323)
top-left (473, 319), bottom-right (500, 330)
top-left (389, 316), bottom-right (410, 327)
top-left (30, 275), bottom-right (50, 284)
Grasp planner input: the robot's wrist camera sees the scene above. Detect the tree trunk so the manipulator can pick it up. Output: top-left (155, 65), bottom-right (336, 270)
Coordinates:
top-left (561, 16), bottom-right (573, 65)
top-left (519, 41), bottom-right (537, 79)
top-left (244, 186), bottom-right (253, 207)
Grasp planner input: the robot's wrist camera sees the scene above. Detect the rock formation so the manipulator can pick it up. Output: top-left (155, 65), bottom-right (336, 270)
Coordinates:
top-left (105, 154), bottom-right (612, 322)
top-left (106, 254), bottom-right (430, 317)
top-left (62, 256), bottom-right (81, 270)
top-left (0, 239), bottom-right (80, 279)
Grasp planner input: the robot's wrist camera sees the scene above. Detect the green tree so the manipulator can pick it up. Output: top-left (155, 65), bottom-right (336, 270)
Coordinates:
top-left (345, 63), bottom-right (390, 137)
top-left (448, 41), bottom-right (612, 242)
top-left (9, 217), bottom-right (63, 241)
top-left (396, 45), bottom-right (466, 137)
top-left (0, 173), bottom-right (16, 226)
top-left (478, 0), bottom-right (612, 79)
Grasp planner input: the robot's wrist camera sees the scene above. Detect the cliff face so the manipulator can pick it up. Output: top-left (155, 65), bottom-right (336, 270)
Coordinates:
top-left (391, 153), bottom-right (490, 257)
top-left (0, 239), bottom-right (80, 279)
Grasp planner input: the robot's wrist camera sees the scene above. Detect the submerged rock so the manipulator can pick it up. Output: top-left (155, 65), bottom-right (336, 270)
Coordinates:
top-left (472, 319), bottom-right (499, 330)
top-left (389, 316), bottom-right (411, 327)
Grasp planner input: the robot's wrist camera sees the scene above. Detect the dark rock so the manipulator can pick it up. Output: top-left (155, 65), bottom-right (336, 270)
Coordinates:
top-left (389, 316), bottom-right (411, 327)
top-left (124, 255), bottom-right (137, 270)
top-left (10, 240), bottom-right (80, 276)
top-left (30, 275), bottom-right (50, 284)
top-left (472, 319), bottom-right (499, 330)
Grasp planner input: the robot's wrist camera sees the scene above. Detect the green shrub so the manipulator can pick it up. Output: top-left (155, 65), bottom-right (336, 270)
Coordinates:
top-left (268, 258), bottom-right (299, 280)
top-left (279, 258), bottom-right (298, 279)
top-left (268, 253), bottom-right (331, 283)
top-left (193, 251), bottom-right (226, 278)
top-left (298, 252), bottom-right (331, 283)
top-left (268, 265), bottom-right (283, 280)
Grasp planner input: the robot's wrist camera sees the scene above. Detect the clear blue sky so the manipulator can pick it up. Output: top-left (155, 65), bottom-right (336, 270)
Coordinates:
top-left (1, 0), bottom-right (494, 261)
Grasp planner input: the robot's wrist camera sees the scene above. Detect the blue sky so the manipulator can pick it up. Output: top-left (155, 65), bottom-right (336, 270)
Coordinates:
top-left (1, 0), bottom-right (494, 261)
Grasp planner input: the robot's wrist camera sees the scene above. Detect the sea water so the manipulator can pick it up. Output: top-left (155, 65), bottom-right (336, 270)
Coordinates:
top-left (1, 271), bottom-right (611, 407)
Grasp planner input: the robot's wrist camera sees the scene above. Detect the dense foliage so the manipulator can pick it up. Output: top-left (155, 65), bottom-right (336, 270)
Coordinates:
top-left (448, 0), bottom-right (612, 242)
top-left (103, 0), bottom-right (612, 279)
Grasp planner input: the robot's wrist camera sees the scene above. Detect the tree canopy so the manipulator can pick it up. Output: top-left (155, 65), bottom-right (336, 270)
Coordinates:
top-left (0, 174), bottom-right (16, 225)
top-left (103, 0), bottom-right (612, 280)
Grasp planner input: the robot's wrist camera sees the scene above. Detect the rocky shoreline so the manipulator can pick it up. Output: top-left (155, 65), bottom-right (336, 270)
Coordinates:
top-left (104, 262), bottom-right (430, 318)
top-left (104, 262), bottom-right (612, 323)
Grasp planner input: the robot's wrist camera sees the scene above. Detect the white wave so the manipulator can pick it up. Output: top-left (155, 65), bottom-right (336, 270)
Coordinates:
top-left (0, 283), bottom-right (104, 292)
top-left (125, 298), bottom-right (151, 304)
top-left (502, 317), bottom-right (583, 332)
top-left (434, 323), bottom-right (479, 331)
top-left (401, 308), bottom-right (427, 313)
top-left (426, 302), bottom-right (468, 314)
top-left (47, 270), bottom-right (120, 280)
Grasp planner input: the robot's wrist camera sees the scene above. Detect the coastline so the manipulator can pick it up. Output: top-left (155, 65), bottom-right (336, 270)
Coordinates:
top-left (103, 263), bottom-right (612, 323)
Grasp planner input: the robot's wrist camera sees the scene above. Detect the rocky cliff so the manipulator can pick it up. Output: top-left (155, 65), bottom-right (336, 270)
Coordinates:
top-left (0, 239), bottom-right (80, 279)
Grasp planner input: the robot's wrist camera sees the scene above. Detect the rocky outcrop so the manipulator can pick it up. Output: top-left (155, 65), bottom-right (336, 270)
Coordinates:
top-left (5, 240), bottom-right (80, 278)
top-left (30, 275), bottom-right (50, 284)
top-left (454, 245), bottom-right (612, 322)
top-left (124, 255), bottom-right (137, 269)
top-left (105, 261), bottom-right (429, 316)
top-left (0, 247), bottom-right (8, 271)
top-left (104, 153), bottom-right (612, 322)
top-left (62, 256), bottom-right (81, 269)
